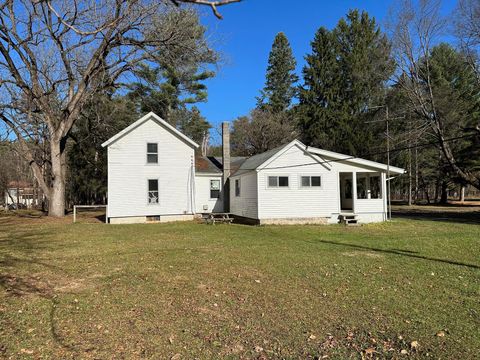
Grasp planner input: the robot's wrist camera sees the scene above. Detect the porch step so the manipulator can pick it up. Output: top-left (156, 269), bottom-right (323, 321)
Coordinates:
top-left (339, 214), bottom-right (361, 226)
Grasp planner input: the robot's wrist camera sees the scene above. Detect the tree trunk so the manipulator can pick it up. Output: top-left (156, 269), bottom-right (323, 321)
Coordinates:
top-left (408, 143), bottom-right (412, 206)
top-left (459, 185), bottom-right (465, 203)
top-left (48, 138), bottom-right (66, 217)
top-left (440, 181), bottom-right (448, 205)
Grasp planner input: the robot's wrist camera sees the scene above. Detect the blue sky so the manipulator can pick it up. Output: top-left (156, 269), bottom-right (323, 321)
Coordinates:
top-left (196, 0), bottom-right (457, 143)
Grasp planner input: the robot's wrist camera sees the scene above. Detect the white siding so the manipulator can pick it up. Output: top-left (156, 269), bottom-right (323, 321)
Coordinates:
top-left (256, 144), bottom-right (387, 223)
top-left (194, 175), bottom-right (224, 213)
top-left (230, 172), bottom-right (258, 219)
top-left (354, 172), bottom-right (388, 223)
top-left (107, 118), bottom-right (195, 219)
top-left (258, 144), bottom-right (338, 220)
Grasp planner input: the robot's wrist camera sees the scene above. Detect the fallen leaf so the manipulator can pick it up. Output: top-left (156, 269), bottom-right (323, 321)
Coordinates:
top-left (254, 345), bottom-right (263, 352)
top-left (410, 340), bottom-right (419, 349)
top-left (254, 280), bottom-right (261, 283)
top-left (400, 349), bottom-right (408, 355)
top-left (436, 331), bottom-right (445, 337)
top-left (20, 349), bottom-right (34, 354)
top-left (170, 354), bottom-right (181, 360)
top-left (364, 347), bottom-right (376, 355)
top-left (309, 334), bottom-right (317, 340)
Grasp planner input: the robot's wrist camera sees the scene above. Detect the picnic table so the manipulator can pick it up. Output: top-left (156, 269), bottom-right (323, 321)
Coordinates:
top-left (204, 212), bottom-right (234, 225)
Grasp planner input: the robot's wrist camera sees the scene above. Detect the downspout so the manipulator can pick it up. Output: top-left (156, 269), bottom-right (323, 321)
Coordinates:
top-left (222, 122), bottom-right (231, 213)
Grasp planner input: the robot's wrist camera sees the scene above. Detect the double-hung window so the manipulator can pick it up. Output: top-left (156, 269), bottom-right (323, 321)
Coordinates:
top-left (210, 180), bottom-right (220, 199)
top-left (301, 176), bottom-right (321, 188)
top-left (147, 143), bottom-right (158, 164)
top-left (268, 176), bottom-right (289, 188)
top-left (148, 179), bottom-right (159, 204)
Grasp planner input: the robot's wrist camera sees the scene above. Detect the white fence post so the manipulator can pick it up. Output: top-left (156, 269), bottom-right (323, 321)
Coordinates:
top-left (72, 205), bottom-right (107, 224)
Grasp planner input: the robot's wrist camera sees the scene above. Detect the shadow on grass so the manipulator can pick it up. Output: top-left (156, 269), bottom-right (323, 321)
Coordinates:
top-left (0, 223), bottom-right (79, 353)
top-left (314, 239), bottom-right (480, 270)
top-left (0, 273), bottom-right (77, 353)
top-left (392, 209), bottom-right (480, 225)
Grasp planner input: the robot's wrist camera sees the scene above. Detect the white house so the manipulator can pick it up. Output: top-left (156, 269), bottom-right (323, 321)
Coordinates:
top-left (102, 112), bottom-right (404, 224)
top-left (229, 140), bottom-right (404, 224)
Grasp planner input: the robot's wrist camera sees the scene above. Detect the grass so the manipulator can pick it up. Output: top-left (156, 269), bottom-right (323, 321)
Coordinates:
top-left (0, 211), bottom-right (479, 359)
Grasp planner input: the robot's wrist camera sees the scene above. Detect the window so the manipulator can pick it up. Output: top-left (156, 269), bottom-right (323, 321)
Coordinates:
top-left (147, 215), bottom-right (160, 222)
top-left (301, 176), bottom-right (321, 188)
top-left (268, 176), bottom-right (289, 188)
top-left (370, 175), bottom-right (382, 199)
top-left (235, 179), bottom-right (241, 197)
top-left (210, 180), bottom-right (220, 199)
top-left (147, 143), bottom-right (158, 164)
top-left (148, 179), bottom-right (159, 204)
top-left (356, 173), bottom-right (382, 199)
top-left (357, 175), bottom-right (367, 199)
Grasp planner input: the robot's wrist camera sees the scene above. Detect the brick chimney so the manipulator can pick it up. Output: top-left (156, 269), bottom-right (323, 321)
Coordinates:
top-left (222, 122), bottom-right (230, 212)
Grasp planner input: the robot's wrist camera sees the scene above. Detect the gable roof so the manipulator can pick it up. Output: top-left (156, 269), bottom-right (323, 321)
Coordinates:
top-left (101, 112), bottom-right (199, 148)
top-left (232, 139), bottom-right (405, 175)
top-left (234, 144), bottom-right (287, 175)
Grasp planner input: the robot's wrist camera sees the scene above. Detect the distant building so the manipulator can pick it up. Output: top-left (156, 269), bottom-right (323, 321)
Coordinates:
top-left (4, 181), bottom-right (35, 209)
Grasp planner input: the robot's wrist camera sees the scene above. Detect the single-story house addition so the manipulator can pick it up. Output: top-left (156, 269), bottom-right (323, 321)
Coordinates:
top-left (102, 112), bottom-right (404, 224)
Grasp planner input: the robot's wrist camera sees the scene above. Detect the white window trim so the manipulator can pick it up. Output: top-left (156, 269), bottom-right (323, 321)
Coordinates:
top-left (299, 174), bottom-right (323, 189)
top-left (147, 178), bottom-right (160, 205)
top-left (210, 179), bottom-right (221, 200)
top-left (146, 142), bottom-right (159, 165)
top-left (266, 175), bottom-right (290, 189)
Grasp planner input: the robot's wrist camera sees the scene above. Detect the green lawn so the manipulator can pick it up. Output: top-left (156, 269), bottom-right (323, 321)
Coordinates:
top-left (0, 212), bottom-right (479, 359)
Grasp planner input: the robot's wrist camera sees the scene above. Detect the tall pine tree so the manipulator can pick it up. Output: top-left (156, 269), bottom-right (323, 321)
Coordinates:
top-left (257, 32), bottom-right (298, 113)
top-left (297, 10), bottom-right (394, 156)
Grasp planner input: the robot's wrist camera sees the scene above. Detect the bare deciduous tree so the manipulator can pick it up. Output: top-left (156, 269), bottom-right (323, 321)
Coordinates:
top-left (231, 110), bottom-right (298, 156)
top-left (389, 0), bottom-right (480, 190)
top-left (455, 0), bottom-right (480, 113)
top-left (0, 0), bottom-right (239, 217)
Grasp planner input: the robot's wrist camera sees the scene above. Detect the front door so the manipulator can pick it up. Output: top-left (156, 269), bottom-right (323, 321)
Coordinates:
top-left (339, 173), bottom-right (353, 211)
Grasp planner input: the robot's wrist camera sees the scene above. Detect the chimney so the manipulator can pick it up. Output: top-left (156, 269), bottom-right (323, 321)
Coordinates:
top-left (222, 122), bottom-right (231, 212)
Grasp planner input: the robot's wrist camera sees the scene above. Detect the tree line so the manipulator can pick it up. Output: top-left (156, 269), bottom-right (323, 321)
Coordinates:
top-left (231, 0), bottom-right (480, 204)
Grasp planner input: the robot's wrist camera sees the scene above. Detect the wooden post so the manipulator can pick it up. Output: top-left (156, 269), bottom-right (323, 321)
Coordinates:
top-left (73, 205), bottom-right (76, 223)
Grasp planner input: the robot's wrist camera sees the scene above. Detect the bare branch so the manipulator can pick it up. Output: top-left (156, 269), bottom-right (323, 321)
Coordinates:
top-left (172, 0), bottom-right (241, 19)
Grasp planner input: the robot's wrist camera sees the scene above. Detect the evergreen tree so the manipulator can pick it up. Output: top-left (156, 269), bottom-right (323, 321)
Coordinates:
top-left (175, 106), bottom-right (211, 146)
top-left (66, 96), bottom-right (138, 206)
top-left (128, 63), bottom-right (214, 124)
top-left (127, 8), bottom-right (217, 125)
top-left (257, 32), bottom-right (298, 113)
top-left (297, 10), bottom-right (394, 156)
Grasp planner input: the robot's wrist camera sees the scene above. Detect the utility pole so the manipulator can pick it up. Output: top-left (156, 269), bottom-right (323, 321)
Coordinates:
top-left (365, 105), bottom-right (403, 221)
top-left (386, 106), bottom-right (392, 221)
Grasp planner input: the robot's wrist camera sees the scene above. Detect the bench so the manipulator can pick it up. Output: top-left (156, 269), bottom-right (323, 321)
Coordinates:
top-left (205, 213), bottom-right (234, 225)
